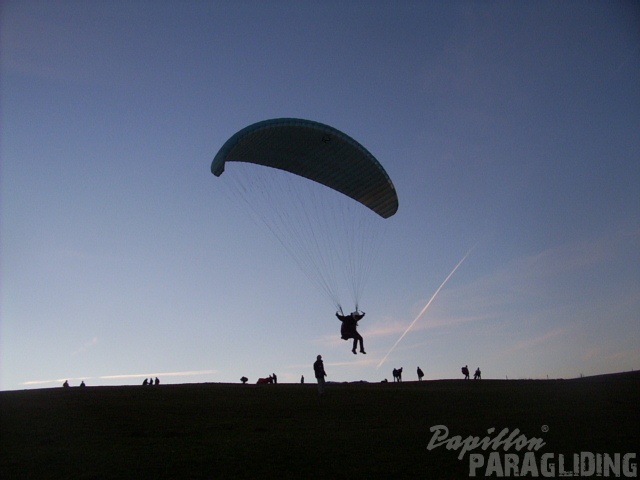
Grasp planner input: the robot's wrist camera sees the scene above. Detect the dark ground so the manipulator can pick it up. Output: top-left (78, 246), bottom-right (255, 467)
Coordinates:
top-left (1, 371), bottom-right (639, 479)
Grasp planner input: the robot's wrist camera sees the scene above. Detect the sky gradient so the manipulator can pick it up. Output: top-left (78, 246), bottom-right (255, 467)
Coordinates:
top-left (1, 1), bottom-right (639, 390)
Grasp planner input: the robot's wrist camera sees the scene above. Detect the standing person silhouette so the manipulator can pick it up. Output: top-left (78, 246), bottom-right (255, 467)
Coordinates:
top-left (313, 355), bottom-right (327, 395)
top-left (336, 310), bottom-right (366, 354)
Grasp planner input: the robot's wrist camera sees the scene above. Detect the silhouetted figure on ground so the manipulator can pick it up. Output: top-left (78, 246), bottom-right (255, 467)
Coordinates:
top-left (336, 310), bottom-right (366, 354)
top-left (474, 368), bottom-right (481, 380)
top-left (240, 376), bottom-right (248, 384)
top-left (80, 381), bottom-right (86, 387)
top-left (381, 378), bottom-right (388, 383)
top-left (314, 355), bottom-right (327, 395)
top-left (272, 373), bottom-right (277, 384)
top-left (143, 378), bottom-right (149, 386)
top-left (300, 375), bottom-right (304, 384)
top-left (417, 367), bottom-right (424, 381)
top-left (257, 376), bottom-right (273, 384)
top-left (393, 367), bottom-right (403, 382)
top-left (462, 365), bottom-right (470, 380)
top-left (63, 380), bottom-right (69, 388)
top-left (154, 377), bottom-right (160, 385)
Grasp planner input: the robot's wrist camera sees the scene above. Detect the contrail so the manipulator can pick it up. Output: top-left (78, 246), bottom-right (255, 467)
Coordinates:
top-left (377, 246), bottom-right (475, 369)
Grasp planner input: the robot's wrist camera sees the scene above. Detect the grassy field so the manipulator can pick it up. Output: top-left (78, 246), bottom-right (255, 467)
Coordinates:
top-left (1, 371), bottom-right (639, 479)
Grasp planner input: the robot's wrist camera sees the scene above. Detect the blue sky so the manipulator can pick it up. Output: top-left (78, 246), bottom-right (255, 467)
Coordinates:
top-left (1, 0), bottom-right (638, 390)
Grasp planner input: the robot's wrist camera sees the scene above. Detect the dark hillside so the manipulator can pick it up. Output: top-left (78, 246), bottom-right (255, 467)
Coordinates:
top-left (2, 372), bottom-right (639, 479)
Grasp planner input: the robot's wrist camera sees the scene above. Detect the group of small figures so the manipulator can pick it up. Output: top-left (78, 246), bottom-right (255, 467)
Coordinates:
top-left (380, 367), bottom-right (420, 383)
top-left (240, 373), bottom-right (278, 384)
top-left (238, 364), bottom-right (482, 385)
top-left (142, 377), bottom-right (160, 386)
top-left (380, 366), bottom-right (481, 382)
top-left (461, 365), bottom-right (482, 380)
top-left (62, 380), bottom-right (85, 388)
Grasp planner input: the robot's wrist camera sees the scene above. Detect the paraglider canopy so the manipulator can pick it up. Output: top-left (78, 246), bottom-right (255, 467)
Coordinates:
top-left (211, 118), bottom-right (398, 311)
top-left (211, 118), bottom-right (398, 218)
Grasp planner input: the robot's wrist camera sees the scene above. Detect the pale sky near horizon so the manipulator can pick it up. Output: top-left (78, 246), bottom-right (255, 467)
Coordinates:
top-left (1, 1), bottom-right (639, 391)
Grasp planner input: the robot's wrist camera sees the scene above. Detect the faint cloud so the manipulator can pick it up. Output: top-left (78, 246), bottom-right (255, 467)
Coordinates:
top-left (312, 334), bottom-right (345, 348)
top-left (513, 227), bottom-right (639, 288)
top-left (72, 336), bottom-right (98, 356)
top-left (364, 314), bottom-right (490, 340)
top-left (501, 328), bottom-right (568, 357)
top-left (22, 377), bottom-right (76, 386)
top-left (100, 370), bottom-right (218, 380)
top-left (311, 317), bottom-right (451, 349)
top-left (285, 356), bottom-right (378, 371)
top-left (22, 369), bottom-right (218, 386)
top-left (607, 348), bottom-right (640, 363)
top-left (581, 346), bottom-right (640, 367)
top-left (426, 227), bottom-right (640, 328)
top-left (581, 346), bottom-right (603, 361)
top-left (324, 357), bottom-right (379, 368)
top-left (419, 313), bottom-right (492, 330)
top-left (364, 319), bottom-right (411, 338)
